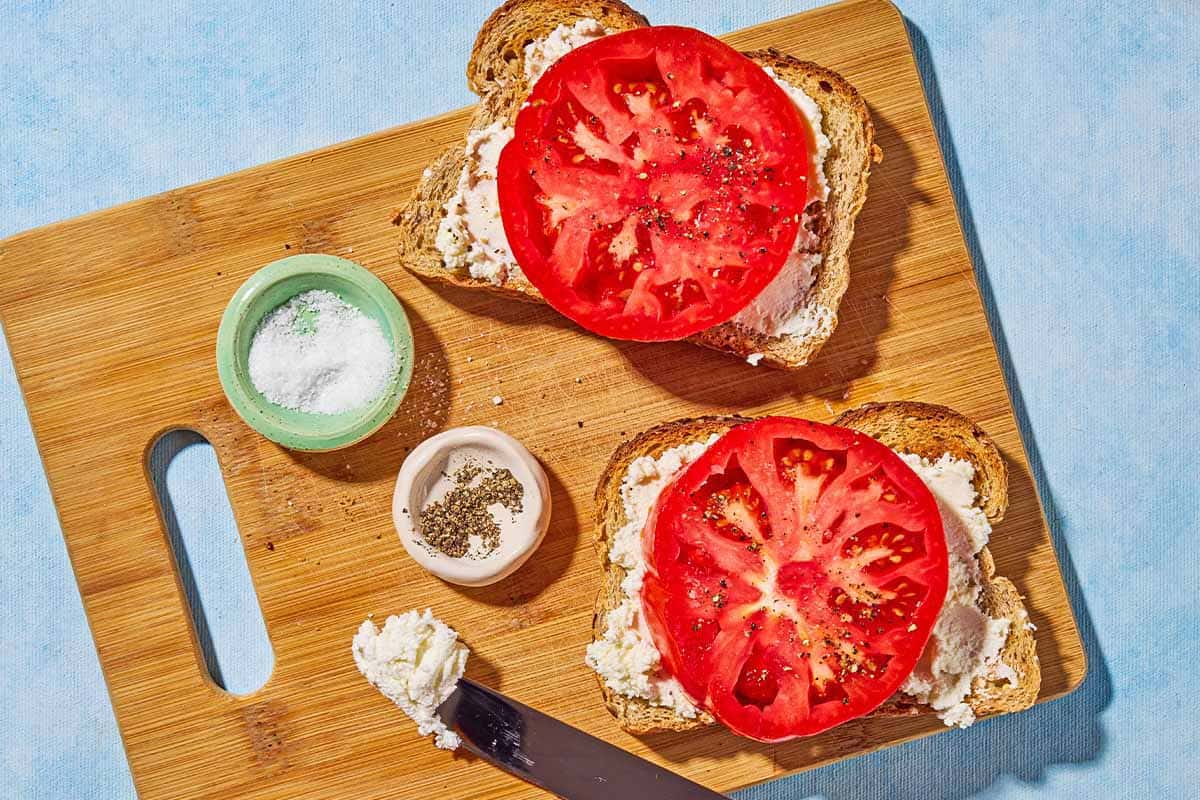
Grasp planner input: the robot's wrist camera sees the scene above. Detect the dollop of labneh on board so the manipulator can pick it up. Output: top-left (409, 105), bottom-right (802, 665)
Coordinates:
top-left (351, 609), bottom-right (468, 749)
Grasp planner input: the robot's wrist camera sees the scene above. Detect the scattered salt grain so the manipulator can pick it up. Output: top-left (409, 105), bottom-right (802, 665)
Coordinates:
top-left (746, 353), bottom-right (764, 366)
top-left (248, 289), bottom-right (394, 415)
top-left (491, 395), bottom-right (504, 406)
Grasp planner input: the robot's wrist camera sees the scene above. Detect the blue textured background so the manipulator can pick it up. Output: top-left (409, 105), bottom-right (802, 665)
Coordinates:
top-left (1, 1), bottom-right (1197, 797)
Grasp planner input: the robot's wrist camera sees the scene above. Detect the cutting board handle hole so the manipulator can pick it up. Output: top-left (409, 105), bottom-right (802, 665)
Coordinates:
top-left (149, 430), bottom-right (274, 695)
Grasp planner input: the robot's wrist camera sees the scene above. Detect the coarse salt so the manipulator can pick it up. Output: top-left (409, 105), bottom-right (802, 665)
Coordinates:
top-left (248, 289), bottom-right (394, 415)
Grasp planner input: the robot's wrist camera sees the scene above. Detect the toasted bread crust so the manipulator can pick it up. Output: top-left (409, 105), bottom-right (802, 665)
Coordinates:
top-left (394, 1), bottom-right (880, 369)
top-left (833, 401), bottom-right (1010, 521)
top-left (468, 0), bottom-right (648, 96)
top-left (591, 403), bottom-right (1040, 734)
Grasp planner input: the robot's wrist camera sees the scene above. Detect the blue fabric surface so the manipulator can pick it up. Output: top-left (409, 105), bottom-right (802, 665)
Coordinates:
top-left (1, 1), bottom-right (1196, 797)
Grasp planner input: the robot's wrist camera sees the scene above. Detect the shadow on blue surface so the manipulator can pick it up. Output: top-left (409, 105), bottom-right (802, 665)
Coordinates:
top-left (148, 430), bottom-right (274, 696)
top-left (735, 20), bottom-right (1115, 800)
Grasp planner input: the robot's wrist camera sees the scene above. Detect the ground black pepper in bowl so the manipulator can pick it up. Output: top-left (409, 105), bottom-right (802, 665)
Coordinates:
top-left (417, 461), bottom-right (525, 558)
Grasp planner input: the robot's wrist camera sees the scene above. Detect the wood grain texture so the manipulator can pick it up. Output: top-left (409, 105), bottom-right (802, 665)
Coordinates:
top-left (0, 1), bottom-right (1085, 797)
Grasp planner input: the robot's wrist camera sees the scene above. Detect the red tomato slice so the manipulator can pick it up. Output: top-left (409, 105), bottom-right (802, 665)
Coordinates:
top-left (642, 418), bottom-right (949, 740)
top-left (497, 26), bottom-right (812, 341)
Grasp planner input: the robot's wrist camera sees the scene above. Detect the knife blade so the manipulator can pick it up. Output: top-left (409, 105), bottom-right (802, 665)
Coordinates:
top-left (437, 679), bottom-right (729, 799)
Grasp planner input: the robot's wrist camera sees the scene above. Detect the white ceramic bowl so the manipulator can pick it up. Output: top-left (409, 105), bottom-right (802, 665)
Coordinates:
top-left (392, 426), bottom-right (551, 586)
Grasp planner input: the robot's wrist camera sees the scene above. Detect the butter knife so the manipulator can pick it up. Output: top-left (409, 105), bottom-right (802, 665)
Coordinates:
top-left (438, 679), bottom-right (729, 799)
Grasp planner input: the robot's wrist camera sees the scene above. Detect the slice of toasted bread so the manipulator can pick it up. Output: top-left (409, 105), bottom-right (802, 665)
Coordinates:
top-left (590, 402), bottom-right (1040, 735)
top-left (394, 0), bottom-right (881, 369)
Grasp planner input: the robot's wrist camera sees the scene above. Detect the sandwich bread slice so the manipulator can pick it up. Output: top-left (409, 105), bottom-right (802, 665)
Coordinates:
top-left (589, 401), bottom-right (1041, 735)
top-left (395, 0), bottom-right (882, 369)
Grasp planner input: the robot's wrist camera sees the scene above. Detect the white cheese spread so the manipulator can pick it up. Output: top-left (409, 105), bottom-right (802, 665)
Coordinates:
top-left (730, 247), bottom-right (831, 339)
top-left (584, 435), bottom-right (720, 718)
top-left (729, 69), bottom-right (833, 338)
top-left (523, 18), bottom-right (611, 85)
top-left (435, 120), bottom-right (519, 285)
top-left (434, 20), bottom-right (833, 341)
top-left (586, 439), bottom-right (1016, 729)
top-left (352, 609), bottom-right (469, 749)
top-left (896, 453), bottom-right (1012, 727)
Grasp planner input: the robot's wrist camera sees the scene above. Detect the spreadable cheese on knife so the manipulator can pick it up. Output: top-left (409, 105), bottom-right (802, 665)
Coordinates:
top-left (586, 438), bottom-right (1017, 726)
top-left (434, 20), bottom-right (831, 340)
top-left (352, 609), bottom-right (468, 749)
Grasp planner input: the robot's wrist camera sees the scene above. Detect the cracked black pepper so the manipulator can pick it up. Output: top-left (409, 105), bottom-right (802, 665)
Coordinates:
top-left (418, 462), bottom-right (525, 558)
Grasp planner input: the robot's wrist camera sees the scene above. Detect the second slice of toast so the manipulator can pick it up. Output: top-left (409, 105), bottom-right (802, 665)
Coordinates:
top-left (590, 402), bottom-right (1041, 735)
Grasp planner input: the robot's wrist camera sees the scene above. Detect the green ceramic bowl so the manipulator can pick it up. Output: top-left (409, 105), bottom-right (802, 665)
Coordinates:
top-left (216, 254), bottom-right (413, 452)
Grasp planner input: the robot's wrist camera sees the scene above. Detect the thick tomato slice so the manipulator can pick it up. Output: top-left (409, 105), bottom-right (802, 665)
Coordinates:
top-left (497, 26), bottom-right (811, 341)
top-left (642, 418), bottom-right (949, 741)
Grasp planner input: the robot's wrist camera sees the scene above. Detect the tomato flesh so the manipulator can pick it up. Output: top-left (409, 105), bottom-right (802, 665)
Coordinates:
top-left (642, 418), bottom-right (949, 740)
top-left (498, 26), bottom-right (812, 341)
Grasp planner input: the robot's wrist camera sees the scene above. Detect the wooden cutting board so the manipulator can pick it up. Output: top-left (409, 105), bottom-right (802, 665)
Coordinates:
top-left (0, 1), bottom-right (1085, 797)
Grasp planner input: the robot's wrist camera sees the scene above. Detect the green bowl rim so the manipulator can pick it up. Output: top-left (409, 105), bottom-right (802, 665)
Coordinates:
top-left (215, 254), bottom-right (414, 452)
